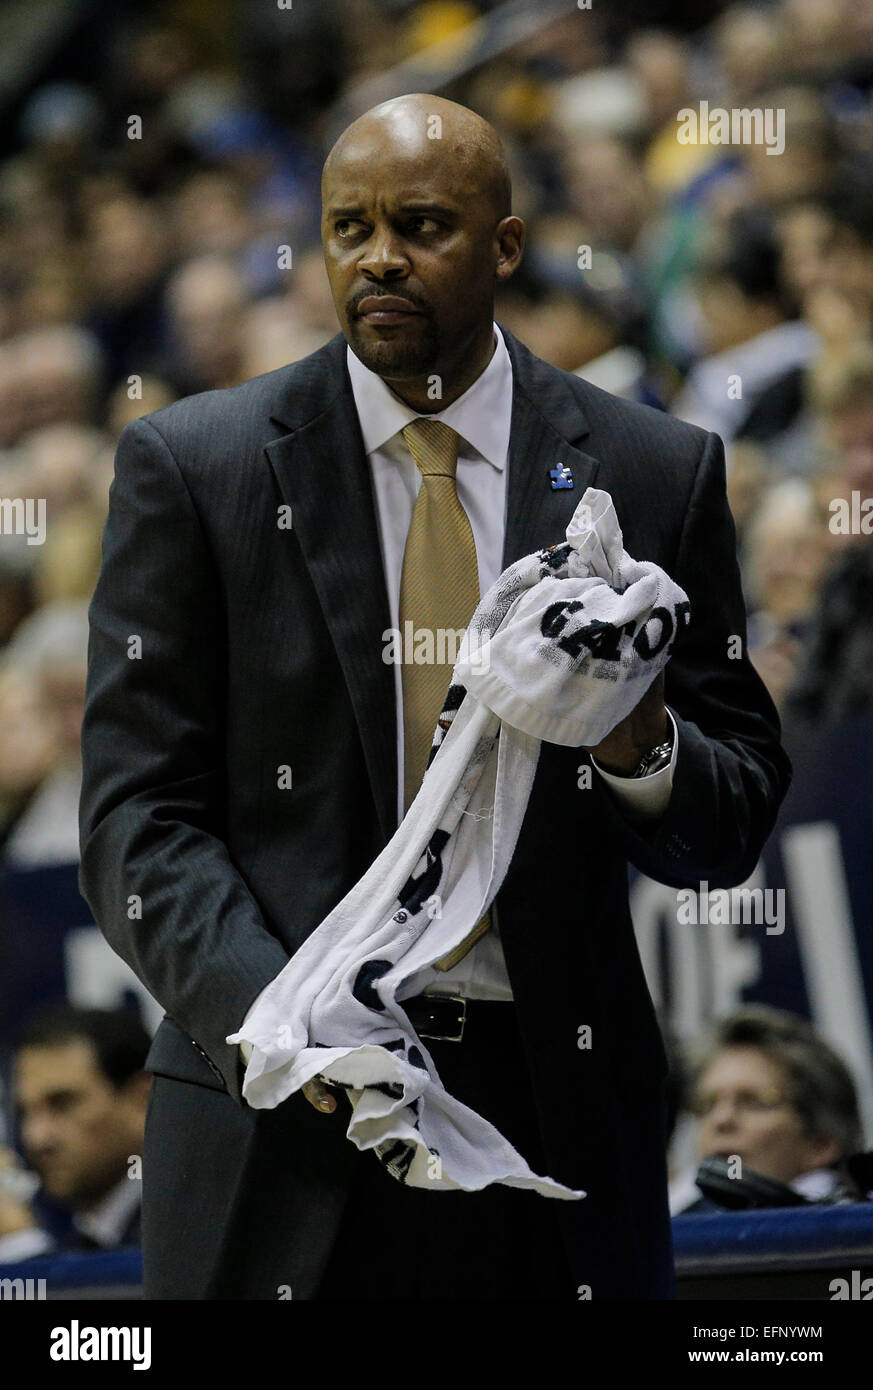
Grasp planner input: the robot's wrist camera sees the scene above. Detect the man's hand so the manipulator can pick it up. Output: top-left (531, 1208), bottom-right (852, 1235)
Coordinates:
top-left (302, 1078), bottom-right (339, 1114)
top-left (583, 670), bottom-right (670, 775)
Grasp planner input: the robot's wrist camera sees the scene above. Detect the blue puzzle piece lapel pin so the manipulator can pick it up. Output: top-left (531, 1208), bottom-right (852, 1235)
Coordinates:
top-left (549, 462), bottom-right (574, 489)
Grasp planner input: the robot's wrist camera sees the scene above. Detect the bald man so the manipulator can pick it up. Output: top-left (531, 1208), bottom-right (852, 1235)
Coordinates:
top-left (80, 95), bottom-right (790, 1300)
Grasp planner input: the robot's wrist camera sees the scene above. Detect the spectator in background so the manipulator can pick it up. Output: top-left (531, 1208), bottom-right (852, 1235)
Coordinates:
top-left (743, 477), bottom-right (831, 709)
top-left (0, 1006), bottom-right (150, 1261)
top-left (172, 169), bottom-right (254, 262)
top-left (8, 326), bottom-right (104, 444)
top-left (742, 190), bottom-right (873, 477)
top-left (0, 600), bottom-right (89, 866)
top-left (625, 29), bottom-right (695, 197)
top-left (821, 183), bottom-right (873, 342)
top-left (564, 135), bottom-right (653, 258)
top-left (785, 348), bottom-right (873, 723)
top-left (786, 548), bottom-right (873, 724)
top-left (0, 663), bottom-right (56, 851)
top-left (775, 198), bottom-right (834, 308)
top-left (239, 243), bottom-right (337, 379)
top-left (710, 5), bottom-right (785, 104)
top-left (83, 191), bottom-right (172, 385)
top-left (673, 211), bottom-right (817, 442)
top-left (671, 1006), bottom-right (864, 1213)
top-left (163, 254), bottom-right (248, 395)
top-left (742, 86), bottom-right (839, 211)
top-left (494, 241), bottom-right (662, 404)
top-left (812, 344), bottom-right (873, 509)
top-left (14, 423), bottom-right (110, 519)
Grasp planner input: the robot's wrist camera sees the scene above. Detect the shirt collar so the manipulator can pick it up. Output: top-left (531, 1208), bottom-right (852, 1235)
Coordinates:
top-left (72, 1174), bottom-right (141, 1248)
top-left (346, 321), bottom-right (511, 470)
top-left (789, 1168), bottom-right (839, 1201)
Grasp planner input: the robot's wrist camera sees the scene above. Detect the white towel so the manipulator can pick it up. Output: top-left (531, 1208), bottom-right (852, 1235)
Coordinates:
top-left (228, 487), bottom-right (690, 1199)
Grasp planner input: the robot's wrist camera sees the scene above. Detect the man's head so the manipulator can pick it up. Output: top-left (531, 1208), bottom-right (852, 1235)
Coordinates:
top-left (822, 181), bottom-right (873, 324)
top-left (696, 213), bottom-right (795, 356)
top-left (812, 345), bottom-right (873, 502)
top-left (320, 93), bottom-right (523, 404)
top-left (14, 1006), bottom-right (151, 1210)
top-left (689, 1006), bottom-right (862, 1186)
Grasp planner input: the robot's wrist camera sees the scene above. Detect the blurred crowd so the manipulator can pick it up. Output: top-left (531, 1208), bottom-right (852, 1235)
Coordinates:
top-left (2, 0), bottom-right (873, 1251)
top-left (2, 0), bottom-right (873, 860)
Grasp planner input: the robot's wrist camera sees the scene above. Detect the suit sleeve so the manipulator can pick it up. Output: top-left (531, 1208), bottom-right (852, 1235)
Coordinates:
top-left (595, 429), bottom-right (792, 887)
top-left (78, 417), bottom-right (290, 1103)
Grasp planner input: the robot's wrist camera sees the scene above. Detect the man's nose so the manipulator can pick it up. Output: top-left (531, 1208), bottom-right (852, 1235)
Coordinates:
top-left (23, 1114), bottom-right (56, 1155)
top-left (710, 1099), bottom-right (741, 1130)
top-left (358, 228), bottom-right (410, 279)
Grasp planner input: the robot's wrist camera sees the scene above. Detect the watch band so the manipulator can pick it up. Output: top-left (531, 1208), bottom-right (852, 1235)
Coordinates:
top-left (631, 739), bottom-right (673, 779)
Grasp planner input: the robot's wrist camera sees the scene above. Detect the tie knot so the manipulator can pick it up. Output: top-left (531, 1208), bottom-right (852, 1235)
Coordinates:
top-left (401, 418), bottom-right (460, 479)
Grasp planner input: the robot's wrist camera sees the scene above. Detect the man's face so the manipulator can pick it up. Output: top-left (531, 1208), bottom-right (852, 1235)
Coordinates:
top-left (321, 137), bottom-right (502, 381)
top-left (15, 1040), bottom-right (145, 1208)
top-left (693, 1046), bottom-right (838, 1185)
top-left (830, 403), bottom-right (873, 500)
top-left (824, 228), bottom-right (873, 321)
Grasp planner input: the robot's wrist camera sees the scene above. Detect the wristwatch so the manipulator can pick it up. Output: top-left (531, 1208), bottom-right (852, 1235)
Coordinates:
top-left (631, 738), bottom-right (673, 779)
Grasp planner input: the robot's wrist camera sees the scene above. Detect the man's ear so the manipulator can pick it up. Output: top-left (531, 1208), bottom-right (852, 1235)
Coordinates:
top-left (495, 216), bottom-right (525, 280)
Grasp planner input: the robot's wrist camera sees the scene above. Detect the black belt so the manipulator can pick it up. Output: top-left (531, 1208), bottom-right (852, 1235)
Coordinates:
top-left (403, 993), bottom-right (468, 1042)
top-left (402, 993), bottom-right (514, 1043)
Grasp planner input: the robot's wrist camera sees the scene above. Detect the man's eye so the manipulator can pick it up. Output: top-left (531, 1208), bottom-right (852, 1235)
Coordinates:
top-left (407, 216), bottom-right (440, 233)
top-left (335, 220), bottom-right (365, 237)
top-left (48, 1094), bottom-right (77, 1115)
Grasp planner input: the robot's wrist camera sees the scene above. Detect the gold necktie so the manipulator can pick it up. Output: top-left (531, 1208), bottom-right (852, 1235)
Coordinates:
top-left (399, 418), bottom-right (491, 969)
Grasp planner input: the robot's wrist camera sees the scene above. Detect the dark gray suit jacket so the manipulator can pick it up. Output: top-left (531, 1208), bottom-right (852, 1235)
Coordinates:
top-left (79, 326), bottom-right (791, 1298)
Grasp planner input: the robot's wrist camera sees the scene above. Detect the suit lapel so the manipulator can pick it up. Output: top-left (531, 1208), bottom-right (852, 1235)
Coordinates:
top-left (262, 327), bottom-right (604, 843)
top-left (501, 326), bottom-right (601, 566)
top-left (265, 336), bottom-right (398, 844)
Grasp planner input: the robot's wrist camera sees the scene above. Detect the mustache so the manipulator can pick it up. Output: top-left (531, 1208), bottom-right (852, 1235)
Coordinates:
top-left (348, 288), bottom-right (430, 316)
